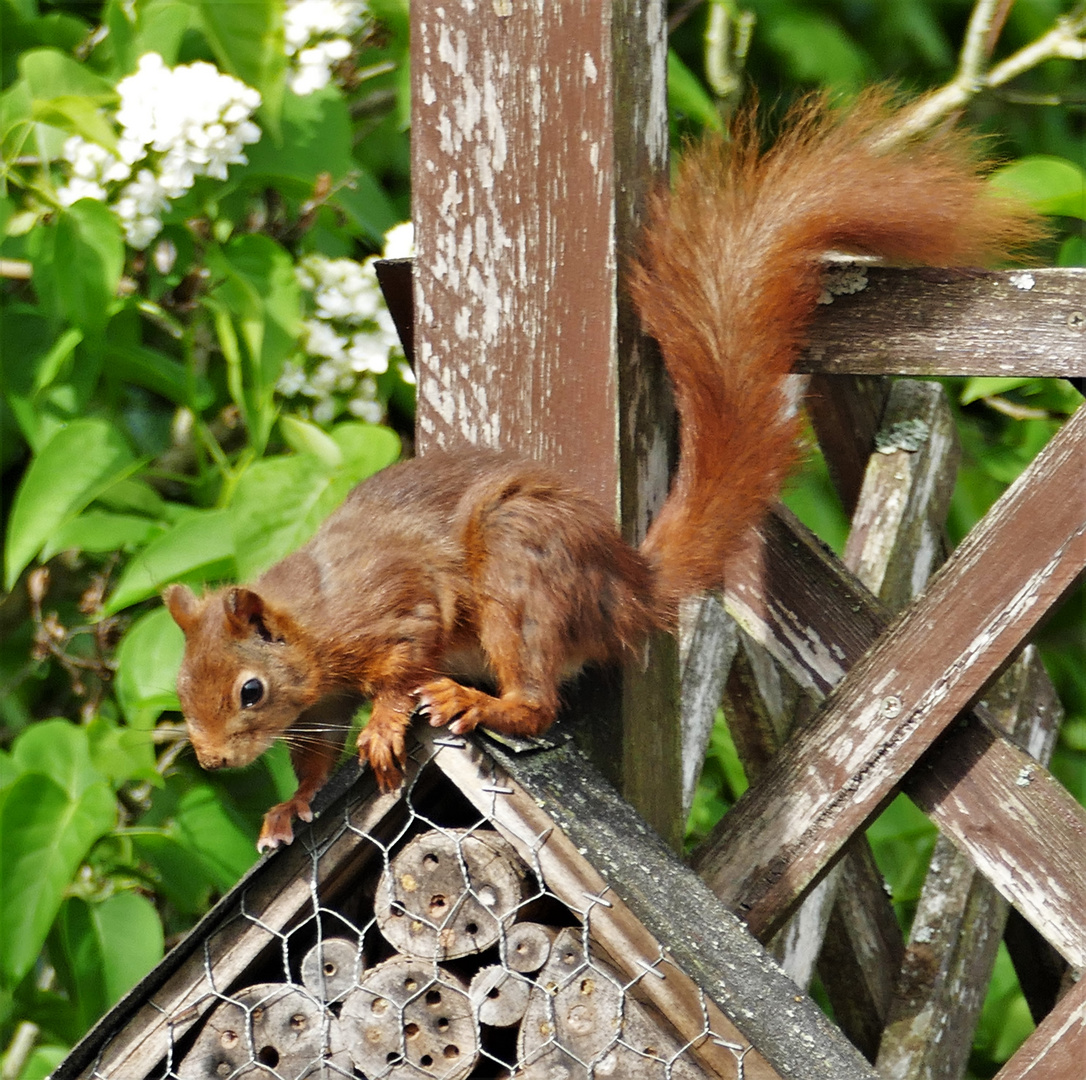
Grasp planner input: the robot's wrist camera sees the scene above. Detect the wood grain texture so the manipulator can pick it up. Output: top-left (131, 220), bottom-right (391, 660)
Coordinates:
top-left (798, 266), bottom-right (1086, 377)
top-left (410, 0), bottom-right (668, 507)
top-left (697, 404), bottom-right (1086, 940)
top-left (995, 975), bottom-right (1086, 1080)
top-left (410, 0), bottom-right (686, 844)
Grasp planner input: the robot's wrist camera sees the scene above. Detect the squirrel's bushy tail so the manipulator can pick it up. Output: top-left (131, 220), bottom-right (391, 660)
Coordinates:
top-left (631, 91), bottom-right (1041, 619)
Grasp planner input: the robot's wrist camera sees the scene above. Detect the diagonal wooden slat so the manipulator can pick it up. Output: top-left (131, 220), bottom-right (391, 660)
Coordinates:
top-left (995, 973), bottom-right (1086, 1080)
top-left (694, 403), bottom-right (1086, 941)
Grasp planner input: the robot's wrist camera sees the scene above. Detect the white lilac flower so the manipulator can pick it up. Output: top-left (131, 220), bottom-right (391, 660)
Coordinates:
top-left (55, 54), bottom-right (261, 248)
top-left (278, 224), bottom-right (411, 424)
top-left (56, 136), bottom-right (131, 206)
top-left (382, 221), bottom-right (414, 259)
top-left (284, 0), bottom-right (368, 95)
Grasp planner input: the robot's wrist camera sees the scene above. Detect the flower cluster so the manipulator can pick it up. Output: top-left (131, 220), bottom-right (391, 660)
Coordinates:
top-left (277, 222), bottom-right (414, 425)
top-left (284, 0), bottom-right (370, 95)
top-left (57, 54), bottom-right (261, 248)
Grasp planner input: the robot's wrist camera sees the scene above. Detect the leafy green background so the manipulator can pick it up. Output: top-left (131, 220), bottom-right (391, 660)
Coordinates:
top-left (0, 1), bottom-right (1082, 1078)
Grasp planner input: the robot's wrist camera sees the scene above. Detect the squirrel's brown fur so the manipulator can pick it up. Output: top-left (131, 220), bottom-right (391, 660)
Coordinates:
top-left (165, 93), bottom-right (1040, 851)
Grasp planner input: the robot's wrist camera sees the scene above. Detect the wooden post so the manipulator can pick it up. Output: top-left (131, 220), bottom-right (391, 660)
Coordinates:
top-left (410, 3), bottom-right (683, 841)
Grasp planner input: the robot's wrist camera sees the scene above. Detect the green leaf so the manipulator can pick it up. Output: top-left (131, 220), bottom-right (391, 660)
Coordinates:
top-left (667, 50), bottom-right (724, 132)
top-left (103, 509), bottom-right (236, 614)
top-left (103, 343), bottom-right (215, 410)
top-left (279, 414), bottom-right (343, 467)
top-left (0, 81), bottom-right (34, 184)
top-left (4, 418), bottom-right (138, 590)
top-left (113, 607), bottom-right (184, 727)
top-left (331, 421), bottom-right (401, 474)
top-left (0, 312), bottom-right (82, 450)
top-left (959, 377), bottom-right (1034, 405)
top-left (30, 95), bottom-right (118, 151)
top-left (230, 424), bottom-right (399, 580)
top-left (49, 893), bottom-right (163, 1031)
top-left (86, 715), bottom-right (158, 786)
top-left (0, 774), bottom-right (115, 984)
top-left (28, 200), bottom-right (125, 335)
top-left (229, 453), bottom-right (340, 580)
top-left (765, 11), bottom-right (871, 89)
top-left (19, 47), bottom-right (118, 103)
top-left (205, 235), bottom-right (300, 453)
top-left (40, 510), bottom-right (163, 561)
top-left (189, 0), bottom-right (284, 134)
top-left (10, 719), bottom-right (106, 801)
top-left (990, 156), bottom-right (1086, 220)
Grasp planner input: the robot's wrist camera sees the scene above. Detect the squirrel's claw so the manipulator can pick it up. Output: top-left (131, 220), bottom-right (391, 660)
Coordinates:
top-left (257, 795), bottom-right (314, 852)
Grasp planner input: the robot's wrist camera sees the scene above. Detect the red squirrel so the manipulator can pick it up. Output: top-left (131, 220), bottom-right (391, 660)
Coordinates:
top-left (164, 94), bottom-right (1038, 851)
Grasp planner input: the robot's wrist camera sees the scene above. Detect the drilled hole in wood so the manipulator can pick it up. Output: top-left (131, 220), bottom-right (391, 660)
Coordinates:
top-left (420, 1053), bottom-right (434, 1068)
top-left (423, 852), bottom-right (439, 867)
top-left (425, 990), bottom-right (442, 1006)
top-left (290, 1013), bottom-right (307, 1029)
top-left (404, 1022), bottom-right (420, 1039)
top-left (436, 1017), bottom-right (449, 1031)
top-left (465, 923), bottom-right (478, 935)
top-left (444, 1044), bottom-right (460, 1059)
top-left (323, 962), bottom-right (337, 976)
top-left (429, 893), bottom-right (447, 914)
top-left (219, 1031), bottom-right (237, 1049)
top-left (256, 1046), bottom-right (279, 1068)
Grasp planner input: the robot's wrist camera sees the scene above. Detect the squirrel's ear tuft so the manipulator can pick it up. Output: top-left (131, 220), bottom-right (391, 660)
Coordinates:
top-left (163, 583), bottom-right (201, 635)
top-left (224, 587), bottom-right (283, 643)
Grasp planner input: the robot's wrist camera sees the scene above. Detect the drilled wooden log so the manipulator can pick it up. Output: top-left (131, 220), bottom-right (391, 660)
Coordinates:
top-left (176, 984), bottom-right (348, 1080)
top-left (469, 965), bottom-right (531, 1027)
top-left (340, 957), bottom-right (477, 1079)
top-left (374, 829), bottom-right (528, 959)
top-left (300, 938), bottom-right (361, 1003)
top-left (504, 922), bottom-right (556, 974)
top-left (518, 928), bottom-right (711, 1079)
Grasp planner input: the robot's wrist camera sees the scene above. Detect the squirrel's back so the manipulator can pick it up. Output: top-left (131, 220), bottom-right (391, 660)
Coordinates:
top-left (632, 91), bottom-right (1041, 617)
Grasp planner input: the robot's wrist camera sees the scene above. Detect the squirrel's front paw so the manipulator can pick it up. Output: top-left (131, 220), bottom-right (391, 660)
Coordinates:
top-left (415, 678), bottom-right (485, 735)
top-left (257, 796), bottom-right (314, 852)
top-left (357, 723), bottom-right (406, 792)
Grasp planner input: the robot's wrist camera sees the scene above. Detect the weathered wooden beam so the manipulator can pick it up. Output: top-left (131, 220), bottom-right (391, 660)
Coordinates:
top-left (799, 266), bottom-right (1086, 377)
top-left (812, 379), bottom-right (958, 1057)
top-left (409, 0), bottom-right (686, 845)
top-left (875, 647), bottom-right (1063, 1079)
top-left (995, 974), bottom-right (1086, 1080)
top-left (695, 403), bottom-right (1086, 942)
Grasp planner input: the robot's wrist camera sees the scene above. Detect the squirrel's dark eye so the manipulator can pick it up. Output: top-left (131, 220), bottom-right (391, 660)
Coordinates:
top-left (240, 678), bottom-right (264, 708)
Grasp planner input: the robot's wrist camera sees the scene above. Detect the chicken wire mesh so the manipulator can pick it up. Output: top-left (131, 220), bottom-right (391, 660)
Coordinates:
top-left (67, 731), bottom-right (758, 1080)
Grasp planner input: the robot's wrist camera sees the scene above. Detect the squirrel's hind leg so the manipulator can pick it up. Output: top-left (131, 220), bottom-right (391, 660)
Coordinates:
top-left (417, 588), bottom-right (565, 738)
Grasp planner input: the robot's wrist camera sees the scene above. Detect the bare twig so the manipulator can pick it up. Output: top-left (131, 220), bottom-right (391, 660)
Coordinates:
top-left (881, 1), bottom-right (1086, 142)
